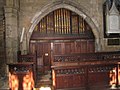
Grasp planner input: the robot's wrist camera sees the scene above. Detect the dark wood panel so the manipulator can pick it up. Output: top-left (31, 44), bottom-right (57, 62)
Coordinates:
top-left (53, 43), bottom-right (63, 55)
top-left (55, 74), bottom-right (85, 89)
top-left (36, 42), bottom-right (43, 57)
top-left (80, 40), bottom-right (87, 53)
top-left (29, 42), bottom-right (36, 55)
top-left (52, 64), bottom-right (117, 90)
top-left (53, 40), bottom-right (95, 55)
top-left (88, 72), bottom-right (109, 86)
top-left (87, 40), bottom-right (95, 53)
top-left (31, 33), bottom-right (94, 40)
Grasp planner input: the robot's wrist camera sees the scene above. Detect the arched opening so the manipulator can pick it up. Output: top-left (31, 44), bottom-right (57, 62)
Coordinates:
top-left (27, 1), bottom-right (101, 53)
top-left (29, 8), bottom-right (95, 76)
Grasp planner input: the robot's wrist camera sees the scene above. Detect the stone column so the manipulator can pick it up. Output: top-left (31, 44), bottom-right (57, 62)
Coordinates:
top-left (4, 0), bottom-right (19, 63)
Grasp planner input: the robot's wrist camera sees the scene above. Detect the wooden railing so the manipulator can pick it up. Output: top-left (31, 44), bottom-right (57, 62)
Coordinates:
top-left (52, 64), bottom-right (118, 90)
top-left (53, 51), bottom-right (120, 63)
top-left (17, 51), bottom-right (120, 89)
top-left (18, 54), bottom-right (36, 63)
top-left (51, 51), bottom-right (120, 90)
top-left (17, 52), bottom-right (37, 85)
top-left (18, 51), bottom-right (120, 65)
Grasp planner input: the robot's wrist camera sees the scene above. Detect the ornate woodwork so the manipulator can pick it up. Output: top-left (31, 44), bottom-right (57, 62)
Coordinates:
top-left (8, 63), bottom-right (35, 90)
top-left (17, 51), bottom-right (120, 90)
top-left (52, 64), bottom-right (117, 90)
top-left (18, 54), bottom-right (36, 63)
top-left (53, 51), bottom-right (120, 63)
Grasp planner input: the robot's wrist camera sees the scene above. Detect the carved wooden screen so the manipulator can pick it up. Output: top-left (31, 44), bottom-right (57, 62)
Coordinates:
top-left (33, 8), bottom-right (94, 38)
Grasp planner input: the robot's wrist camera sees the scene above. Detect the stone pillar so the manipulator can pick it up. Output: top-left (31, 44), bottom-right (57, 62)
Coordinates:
top-left (4, 0), bottom-right (19, 63)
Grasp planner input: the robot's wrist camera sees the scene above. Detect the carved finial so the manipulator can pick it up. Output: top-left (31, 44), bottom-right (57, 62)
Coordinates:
top-left (109, 0), bottom-right (119, 14)
top-left (106, 1), bottom-right (109, 15)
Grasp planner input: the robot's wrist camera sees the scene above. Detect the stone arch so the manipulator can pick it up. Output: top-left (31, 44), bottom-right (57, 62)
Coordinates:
top-left (26, 0), bottom-right (101, 52)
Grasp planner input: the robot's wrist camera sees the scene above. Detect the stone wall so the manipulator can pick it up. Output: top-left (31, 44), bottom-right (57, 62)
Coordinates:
top-left (0, 0), bottom-right (8, 88)
top-left (19, 0), bottom-right (120, 53)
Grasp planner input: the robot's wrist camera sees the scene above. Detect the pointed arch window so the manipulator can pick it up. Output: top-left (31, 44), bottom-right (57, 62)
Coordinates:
top-left (33, 8), bottom-right (94, 38)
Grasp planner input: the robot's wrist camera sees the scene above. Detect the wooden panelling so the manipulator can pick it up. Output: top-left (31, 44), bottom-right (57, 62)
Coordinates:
top-left (53, 39), bottom-right (95, 55)
top-left (55, 75), bottom-right (85, 89)
top-left (18, 50), bottom-right (120, 89)
top-left (64, 42), bottom-right (74, 54)
top-left (52, 64), bottom-right (117, 90)
top-left (53, 43), bottom-right (63, 55)
top-left (88, 72), bottom-right (109, 86)
top-left (29, 42), bottom-right (51, 72)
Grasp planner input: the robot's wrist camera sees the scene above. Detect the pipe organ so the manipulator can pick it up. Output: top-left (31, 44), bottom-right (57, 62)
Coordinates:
top-left (33, 8), bottom-right (92, 36)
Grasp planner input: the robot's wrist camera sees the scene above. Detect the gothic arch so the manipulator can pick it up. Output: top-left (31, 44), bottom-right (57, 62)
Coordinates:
top-left (27, 0), bottom-right (101, 52)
